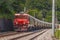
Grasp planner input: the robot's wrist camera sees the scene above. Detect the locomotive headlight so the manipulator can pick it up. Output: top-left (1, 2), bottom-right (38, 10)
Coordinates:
top-left (23, 22), bottom-right (25, 24)
top-left (16, 22), bottom-right (18, 24)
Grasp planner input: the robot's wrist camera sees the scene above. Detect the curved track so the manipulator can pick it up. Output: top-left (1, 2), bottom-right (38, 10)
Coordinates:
top-left (0, 29), bottom-right (49, 40)
top-left (11, 29), bottom-right (48, 40)
top-left (0, 32), bottom-right (20, 38)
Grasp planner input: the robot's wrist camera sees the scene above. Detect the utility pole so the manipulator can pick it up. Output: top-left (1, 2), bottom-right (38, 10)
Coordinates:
top-left (52, 0), bottom-right (55, 36)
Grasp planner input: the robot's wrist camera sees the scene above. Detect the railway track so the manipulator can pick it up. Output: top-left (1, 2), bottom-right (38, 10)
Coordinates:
top-left (0, 29), bottom-right (41, 40)
top-left (0, 31), bottom-right (33, 38)
top-left (11, 29), bottom-right (48, 40)
top-left (30, 30), bottom-right (47, 40)
top-left (0, 29), bottom-right (48, 40)
top-left (0, 32), bottom-right (20, 38)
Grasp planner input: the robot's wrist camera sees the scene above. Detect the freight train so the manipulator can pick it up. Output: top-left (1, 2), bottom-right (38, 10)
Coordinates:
top-left (13, 12), bottom-right (58, 32)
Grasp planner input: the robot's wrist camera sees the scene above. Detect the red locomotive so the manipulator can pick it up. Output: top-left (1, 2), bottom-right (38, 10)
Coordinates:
top-left (13, 13), bottom-right (29, 31)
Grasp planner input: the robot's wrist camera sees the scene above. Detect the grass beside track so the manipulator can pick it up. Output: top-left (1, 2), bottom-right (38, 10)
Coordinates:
top-left (55, 29), bottom-right (60, 39)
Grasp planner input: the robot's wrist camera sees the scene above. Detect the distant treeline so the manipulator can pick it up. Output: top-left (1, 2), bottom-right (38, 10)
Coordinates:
top-left (0, 0), bottom-right (60, 23)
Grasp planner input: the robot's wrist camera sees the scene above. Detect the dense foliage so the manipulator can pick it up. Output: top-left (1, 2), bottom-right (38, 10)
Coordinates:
top-left (0, 0), bottom-right (60, 23)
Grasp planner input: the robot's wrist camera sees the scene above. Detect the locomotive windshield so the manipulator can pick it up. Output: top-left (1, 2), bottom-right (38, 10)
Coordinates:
top-left (19, 15), bottom-right (28, 19)
top-left (15, 14), bottom-right (28, 19)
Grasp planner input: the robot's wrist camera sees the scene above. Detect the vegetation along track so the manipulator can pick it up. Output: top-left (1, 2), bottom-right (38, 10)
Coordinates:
top-left (10, 29), bottom-right (48, 40)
